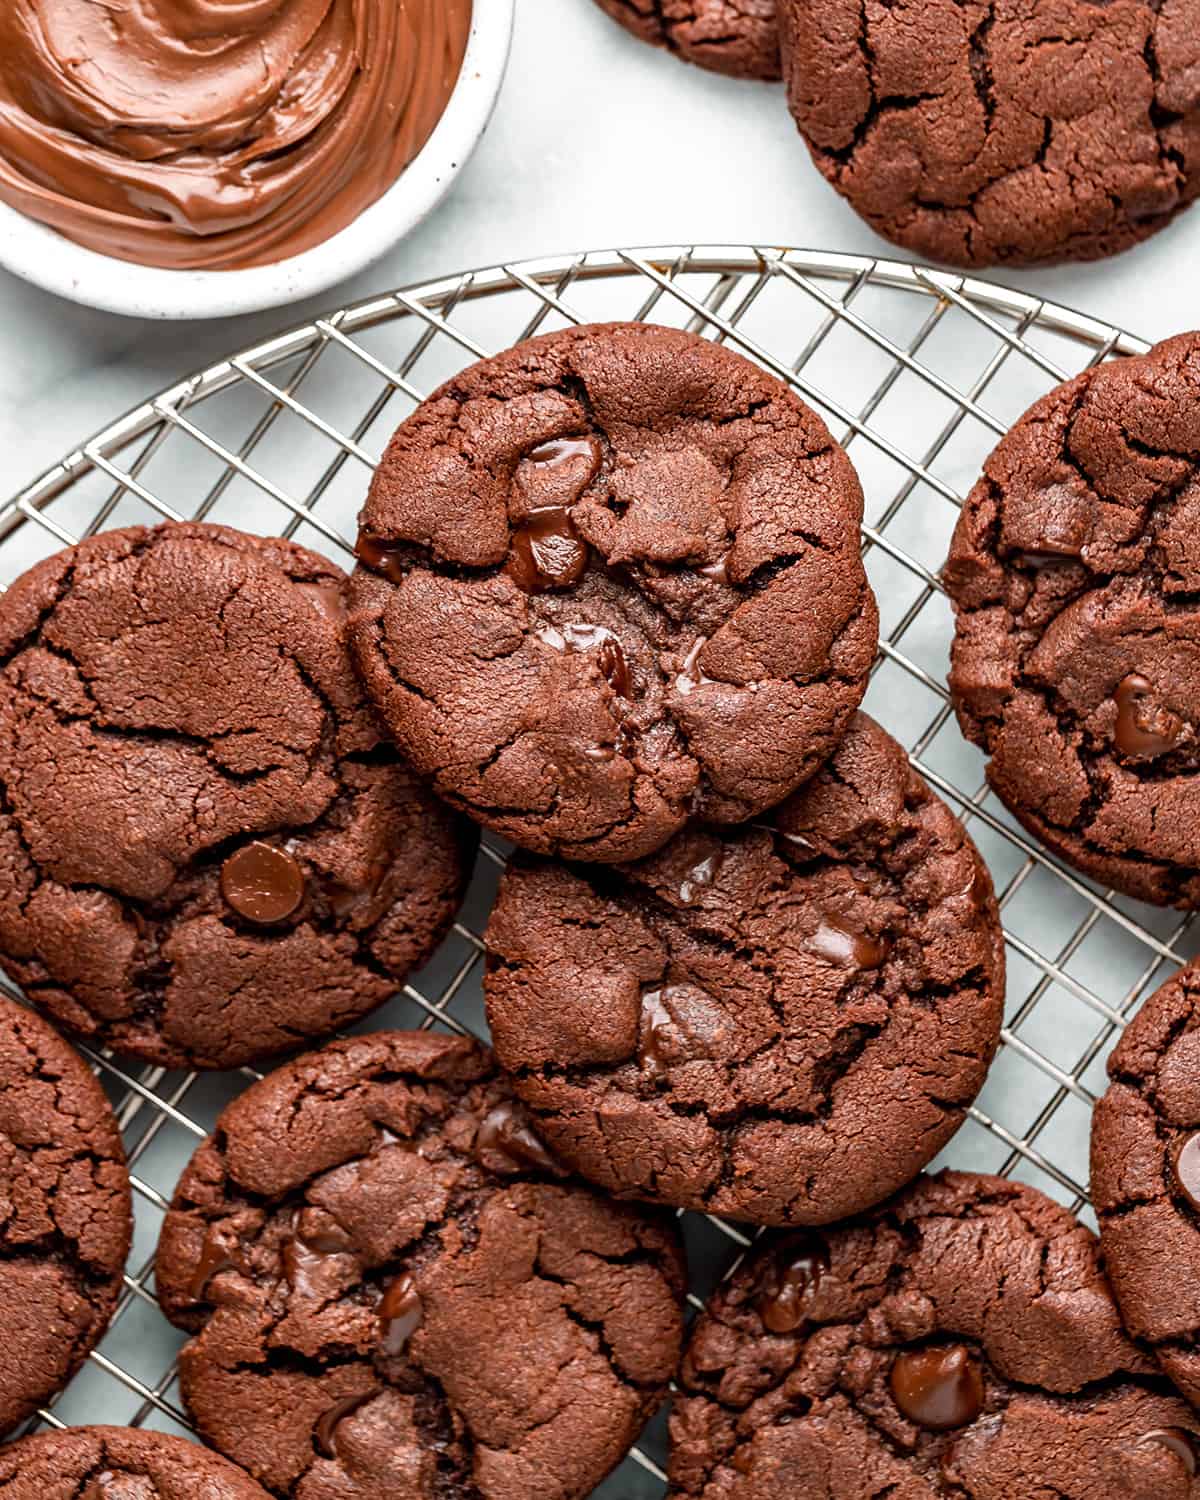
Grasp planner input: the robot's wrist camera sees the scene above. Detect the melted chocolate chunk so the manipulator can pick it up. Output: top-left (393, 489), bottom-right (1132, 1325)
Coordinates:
top-left (639, 987), bottom-right (677, 1082)
top-left (638, 984), bottom-right (726, 1081)
top-left (755, 1238), bottom-right (829, 1334)
top-left (315, 1389), bottom-right (381, 1459)
top-left (808, 912), bottom-right (890, 970)
top-left (678, 848), bottom-right (723, 904)
top-left (296, 580), bottom-right (347, 626)
top-left (220, 842), bottom-right (306, 925)
top-left (507, 509), bottom-right (589, 593)
top-left (284, 1238), bottom-right (337, 1301)
top-left (378, 1274), bottom-right (423, 1358)
top-left (526, 436), bottom-right (601, 477)
top-left (1136, 1427), bottom-right (1200, 1476)
top-left (697, 553), bottom-right (731, 585)
top-left (1172, 1131), bottom-right (1200, 1213)
top-left (537, 622), bottom-right (633, 698)
top-left (890, 1345), bottom-right (984, 1431)
top-left (475, 1101), bottom-right (559, 1175)
top-left (675, 637), bottom-right (716, 695)
top-left (1114, 674), bottom-right (1184, 760)
top-left (355, 530), bottom-right (409, 584)
top-left (189, 1231), bottom-right (237, 1301)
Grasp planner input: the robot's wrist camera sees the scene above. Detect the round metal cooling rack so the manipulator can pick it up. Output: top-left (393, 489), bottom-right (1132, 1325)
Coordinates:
top-left (1, 245), bottom-right (1185, 1497)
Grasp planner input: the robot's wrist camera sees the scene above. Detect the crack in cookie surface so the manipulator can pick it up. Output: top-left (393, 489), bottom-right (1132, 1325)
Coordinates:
top-left (1093, 958), bottom-right (1200, 1410)
top-left (0, 996), bottom-right (131, 1437)
top-left (592, 0), bottom-right (782, 80)
top-left (0, 522), bottom-right (476, 1070)
top-left (484, 713), bottom-right (1005, 1226)
top-left (0, 1426), bottom-right (273, 1498)
top-left (668, 1171), bottom-right (1200, 1498)
top-left (348, 322), bottom-right (877, 865)
top-left (945, 333), bottom-right (1200, 908)
top-left (155, 1031), bottom-right (688, 1500)
top-left (779, 0), bottom-right (1200, 267)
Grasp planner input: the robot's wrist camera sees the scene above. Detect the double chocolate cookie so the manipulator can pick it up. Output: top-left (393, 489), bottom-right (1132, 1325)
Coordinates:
top-left (1093, 958), bottom-right (1200, 1409)
top-left (592, 0), bottom-right (780, 81)
top-left (0, 522), bottom-right (475, 1070)
top-left (484, 713), bottom-right (1004, 1226)
top-left (0, 1426), bottom-right (271, 1498)
top-left (779, 0), bottom-right (1200, 267)
top-left (0, 995), bottom-right (131, 1435)
top-left (349, 322), bottom-right (877, 864)
top-left (946, 333), bottom-right (1200, 908)
top-left (670, 1171), bottom-right (1200, 1498)
top-left (156, 1031), bottom-right (688, 1499)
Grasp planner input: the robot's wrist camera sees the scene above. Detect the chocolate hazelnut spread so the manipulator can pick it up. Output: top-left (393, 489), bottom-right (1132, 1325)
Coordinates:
top-left (0, 0), bottom-right (472, 270)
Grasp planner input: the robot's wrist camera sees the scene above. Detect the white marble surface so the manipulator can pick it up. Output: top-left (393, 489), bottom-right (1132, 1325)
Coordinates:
top-left (1, 0), bottom-right (1196, 497)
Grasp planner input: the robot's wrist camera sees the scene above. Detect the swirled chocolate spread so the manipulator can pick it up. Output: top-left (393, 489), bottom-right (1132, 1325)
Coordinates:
top-left (0, 0), bottom-right (472, 270)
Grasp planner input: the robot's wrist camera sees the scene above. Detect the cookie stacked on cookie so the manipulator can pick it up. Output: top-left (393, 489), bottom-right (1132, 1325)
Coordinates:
top-left (0, 320), bottom-right (1058, 1496)
top-left (346, 321), bottom-right (1005, 1238)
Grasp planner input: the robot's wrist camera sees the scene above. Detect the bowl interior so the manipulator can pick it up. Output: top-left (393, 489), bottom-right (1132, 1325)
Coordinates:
top-left (0, 0), bottom-right (515, 321)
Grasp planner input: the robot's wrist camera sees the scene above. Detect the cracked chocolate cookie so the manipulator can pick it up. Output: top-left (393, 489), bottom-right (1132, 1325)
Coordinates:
top-left (592, 0), bottom-right (781, 81)
top-left (0, 522), bottom-right (476, 1070)
top-left (779, 0), bottom-right (1200, 268)
top-left (484, 712), bottom-right (1004, 1226)
top-left (0, 1426), bottom-right (272, 1498)
top-left (0, 995), bottom-right (131, 1436)
top-left (155, 1030), bottom-right (688, 1500)
top-left (348, 322), bottom-right (878, 865)
top-left (669, 1171), bottom-right (1200, 1498)
top-left (945, 333), bottom-right (1200, 908)
top-left (1092, 958), bottom-right (1200, 1409)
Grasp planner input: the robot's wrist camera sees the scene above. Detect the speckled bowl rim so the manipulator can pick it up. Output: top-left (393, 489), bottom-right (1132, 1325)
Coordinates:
top-left (0, 1), bottom-right (515, 322)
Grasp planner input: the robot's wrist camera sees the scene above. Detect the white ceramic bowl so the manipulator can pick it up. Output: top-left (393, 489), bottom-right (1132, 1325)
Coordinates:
top-left (0, 1), bottom-right (514, 321)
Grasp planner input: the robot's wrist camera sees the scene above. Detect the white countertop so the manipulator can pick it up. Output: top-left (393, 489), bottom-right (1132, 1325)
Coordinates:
top-left (0, 0), bottom-right (1193, 496)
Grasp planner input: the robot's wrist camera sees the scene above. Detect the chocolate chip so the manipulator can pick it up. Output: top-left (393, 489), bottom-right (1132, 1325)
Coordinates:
top-left (678, 848), bottom-right (723, 904)
top-left (354, 530), bottom-right (409, 583)
top-left (1135, 1427), bottom-right (1200, 1476)
top-left (1172, 1131), bottom-right (1200, 1213)
top-left (1113, 674), bottom-right (1184, 760)
top-left (674, 637), bottom-right (715, 695)
top-left (890, 1345), bottom-right (984, 1431)
top-left (696, 553), bottom-right (731, 585)
top-left (755, 1238), bottom-right (829, 1335)
top-left (537, 622), bottom-right (632, 698)
top-left (808, 912), bottom-right (890, 970)
top-left (507, 507), bottom-right (589, 593)
top-left (220, 843), bottom-right (306, 925)
top-left (526, 436), bottom-right (600, 478)
top-left (296, 581), bottom-right (346, 626)
top-left (475, 1100), bottom-right (559, 1175)
top-left (378, 1275), bottom-right (423, 1358)
top-left (315, 1389), bottom-right (380, 1459)
top-left (189, 1230), bottom-right (237, 1302)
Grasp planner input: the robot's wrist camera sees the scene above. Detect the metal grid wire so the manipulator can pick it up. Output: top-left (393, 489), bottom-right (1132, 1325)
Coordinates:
top-left (1, 245), bottom-right (1189, 1496)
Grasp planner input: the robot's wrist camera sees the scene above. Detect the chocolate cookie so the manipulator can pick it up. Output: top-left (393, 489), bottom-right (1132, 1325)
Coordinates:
top-left (156, 1030), bottom-right (688, 1500)
top-left (0, 995), bottom-right (131, 1436)
top-left (779, 0), bottom-right (1200, 267)
top-left (592, 0), bottom-right (781, 81)
top-left (1092, 958), bottom-right (1200, 1409)
top-left (669, 1171), bottom-right (1200, 1498)
top-left (484, 712), bottom-right (1004, 1226)
top-left (348, 322), bottom-right (878, 864)
top-left (0, 522), bottom-right (475, 1070)
top-left (945, 333), bottom-right (1200, 908)
top-left (0, 1426), bottom-right (272, 1498)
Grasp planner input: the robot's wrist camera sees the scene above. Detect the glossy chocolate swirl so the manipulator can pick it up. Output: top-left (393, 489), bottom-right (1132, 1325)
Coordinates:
top-left (0, 0), bottom-right (472, 270)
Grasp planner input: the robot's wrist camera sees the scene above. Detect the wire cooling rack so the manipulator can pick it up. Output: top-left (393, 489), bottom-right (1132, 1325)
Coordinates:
top-left (1, 245), bottom-right (1190, 1496)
